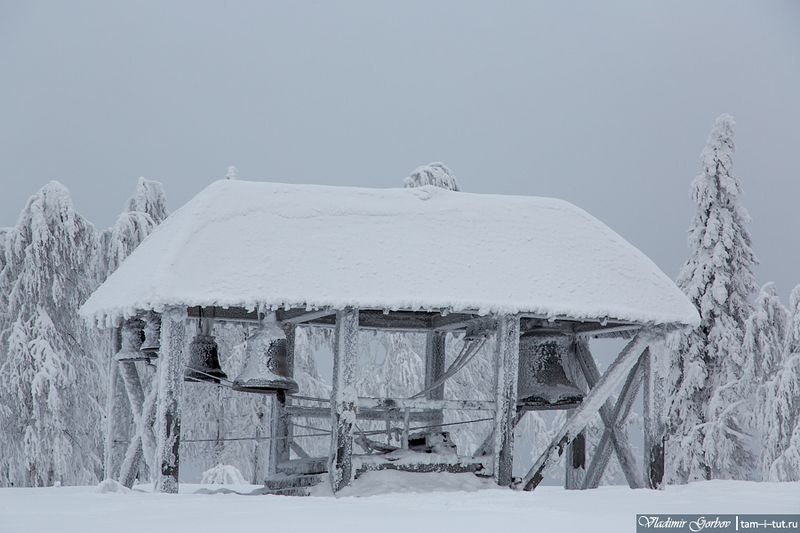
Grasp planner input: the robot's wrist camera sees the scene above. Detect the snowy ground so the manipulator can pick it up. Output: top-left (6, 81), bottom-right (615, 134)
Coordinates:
top-left (1, 473), bottom-right (798, 533)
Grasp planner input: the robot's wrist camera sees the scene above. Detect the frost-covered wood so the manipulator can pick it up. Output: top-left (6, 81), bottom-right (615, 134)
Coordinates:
top-left (491, 315), bottom-right (520, 486)
top-left (269, 323), bottom-right (296, 477)
top-left (118, 377), bottom-right (158, 487)
top-left (425, 331), bottom-right (447, 430)
top-left (565, 430), bottom-right (586, 490)
top-left (574, 340), bottom-right (643, 489)
top-left (583, 350), bottom-right (645, 489)
top-left (643, 347), bottom-right (666, 489)
top-left (153, 307), bottom-right (187, 493)
top-left (329, 308), bottom-right (359, 492)
top-left (103, 328), bottom-right (129, 480)
top-left (519, 332), bottom-right (653, 491)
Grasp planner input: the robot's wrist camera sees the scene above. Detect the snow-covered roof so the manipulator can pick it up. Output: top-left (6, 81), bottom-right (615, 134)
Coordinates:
top-left (81, 180), bottom-right (699, 327)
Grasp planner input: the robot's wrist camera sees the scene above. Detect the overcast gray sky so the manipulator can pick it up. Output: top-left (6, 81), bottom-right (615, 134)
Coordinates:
top-left (1, 1), bottom-right (798, 298)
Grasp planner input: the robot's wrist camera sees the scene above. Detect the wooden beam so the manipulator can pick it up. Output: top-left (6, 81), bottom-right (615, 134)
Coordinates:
top-left (491, 314), bottom-right (521, 486)
top-left (424, 331), bottom-right (447, 430)
top-left (153, 307), bottom-right (187, 493)
top-left (356, 397), bottom-right (495, 412)
top-left (643, 348), bottom-right (665, 489)
top-left (565, 431), bottom-right (586, 490)
top-left (118, 384), bottom-right (158, 487)
top-left (286, 404), bottom-right (439, 422)
top-left (278, 309), bottom-right (335, 325)
top-left (574, 340), bottom-right (644, 489)
top-left (518, 332), bottom-right (653, 491)
top-left (582, 351), bottom-right (645, 489)
top-left (103, 327), bottom-right (126, 480)
top-left (118, 360), bottom-right (157, 476)
top-left (268, 323), bottom-right (296, 476)
top-left (328, 308), bottom-right (359, 492)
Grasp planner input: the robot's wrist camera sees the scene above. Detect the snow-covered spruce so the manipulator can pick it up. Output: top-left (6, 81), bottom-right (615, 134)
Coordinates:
top-left (403, 162), bottom-right (461, 191)
top-left (764, 285), bottom-right (800, 481)
top-left (0, 182), bottom-right (104, 487)
top-left (666, 114), bottom-right (758, 482)
top-left (742, 283), bottom-right (789, 478)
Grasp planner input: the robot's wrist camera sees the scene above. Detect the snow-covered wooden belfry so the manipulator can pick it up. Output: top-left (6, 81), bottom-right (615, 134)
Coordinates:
top-left (81, 179), bottom-right (699, 494)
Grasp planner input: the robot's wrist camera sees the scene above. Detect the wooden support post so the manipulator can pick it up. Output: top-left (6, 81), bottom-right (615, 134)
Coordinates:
top-left (518, 332), bottom-right (653, 491)
top-left (329, 308), bottom-right (359, 492)
top-left (574, 339), bottom-right (644, 489)
top-left (103, 327), bottom-right (127, 480)
top-left (565, 431), bottom-right (586, 489)
top-left (153, 307), bottom-right (187, 493)
top-left (643, 347), bottom-right (665, 489)
top-left (491, 314), bottom-right (520, 486)
top-left (582, 351), bottom-right (645, 489)
top-left (268, 323), bottom-right (296, 478)
top-left (563, 339), bottom-right (587, 490)
top-left (424, 331), bottom-right (447, 431)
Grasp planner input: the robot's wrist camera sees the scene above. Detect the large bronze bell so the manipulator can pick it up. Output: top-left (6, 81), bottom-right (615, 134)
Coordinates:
top-left (140, 312), bottom-right (161, 357)
top-left (517, 333), bottom-right (584, 408)
top-left (114, 317), bottom-right (148, 362)
top-left (184, 312), bottom-right (228, 383)
top-left (232, 314), bottom-right (298, 394)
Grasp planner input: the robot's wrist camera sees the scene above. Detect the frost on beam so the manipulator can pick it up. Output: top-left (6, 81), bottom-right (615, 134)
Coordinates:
top-left (154, 307), bottom-right (187, 493)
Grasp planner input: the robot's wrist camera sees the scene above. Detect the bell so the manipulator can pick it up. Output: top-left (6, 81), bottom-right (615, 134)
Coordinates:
top-left (517, 333), bottom-right (584, 407)
top-left (184, 313), bottom-right (228, 383)
top-left (232, 314), bottom-right (298, 394)
top-left (140, 312), bottom-right (161, 356)
top-left (114, 317), bottom-right (148, 362)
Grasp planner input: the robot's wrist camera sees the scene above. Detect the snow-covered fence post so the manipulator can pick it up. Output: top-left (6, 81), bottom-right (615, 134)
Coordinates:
top-left (424, 330), bottom-right (447, 431)
top-left (154, 307), bottom-right (187, 493)
top-left (642, 348), bottom-right (665, 489)
top-left (104, 327), bottom-right (126, 479)
top-left (268, 322), bottom-right (296, 478)
top-left (329, 308), bottom-right (358, 492)
top-left (491, 314), bottom-right (520, 486)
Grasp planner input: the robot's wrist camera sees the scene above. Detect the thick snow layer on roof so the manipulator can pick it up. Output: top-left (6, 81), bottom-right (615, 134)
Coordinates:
top-left (80, 180), bottom-right (699, 327)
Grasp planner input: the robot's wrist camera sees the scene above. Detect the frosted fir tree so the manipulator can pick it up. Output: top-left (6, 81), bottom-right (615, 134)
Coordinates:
top-left (380, 334), bottom-right (425, 398)
top-left (666, 114), bottom-right (758, 482)
top-left (0, 182), bottom-right (103, 487)
top-left (741, 283), bottom-right (788, 475)
top-left (100, 177), bottom-right (168, 279)
top-left (124, 177), bottom-right (168, 224)
top-left (763, 285), bottom-right (800, 481)
top-left (403, 162), bottom-right (461, 191)
top-left (743, 284), bottom-right (789, 387)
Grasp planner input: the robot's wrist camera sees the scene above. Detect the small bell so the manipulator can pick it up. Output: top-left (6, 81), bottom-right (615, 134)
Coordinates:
top-left (232, 313), bottom-right (298, 394)
top-left (184, 311), bottom-right (227, 383)
top-left (517, 333), bottom-right (583, 407)
top-left (140, 312), bottom-right (161, 357)
top-left (114, 317), bottom-right (148, 362)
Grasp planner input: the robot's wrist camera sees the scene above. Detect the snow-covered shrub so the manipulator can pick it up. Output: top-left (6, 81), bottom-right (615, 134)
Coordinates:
top-left (201, 464), bottom-right (247, 485)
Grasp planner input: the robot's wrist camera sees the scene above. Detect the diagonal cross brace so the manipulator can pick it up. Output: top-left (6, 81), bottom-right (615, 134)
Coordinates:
top-left (516, 332), bottom-right (654, 491)
top-left (574, 341), bottom-right (644, 489)
top-left (117, 361), bottom-right (158, 487)
top-left (580, 348), bottom-right (647, 489)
